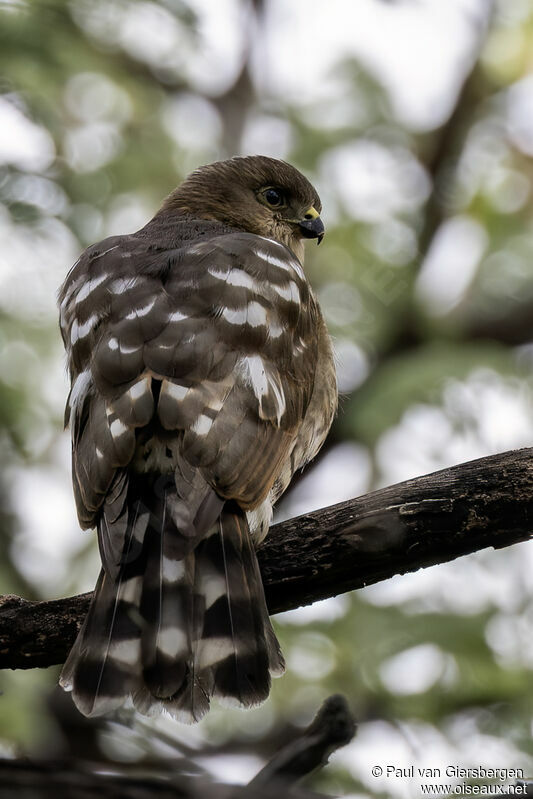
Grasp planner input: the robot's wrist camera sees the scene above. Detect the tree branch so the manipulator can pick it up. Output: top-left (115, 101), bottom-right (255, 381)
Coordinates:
top-left (2, 447), bottom-right (533, 671)
top-left (417, 1), bottom-right (496, 258)
top-left (247, 694), bottom-right (356, 791)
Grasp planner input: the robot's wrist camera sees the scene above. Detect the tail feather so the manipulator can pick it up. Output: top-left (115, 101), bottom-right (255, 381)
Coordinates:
top-left (97, 471), bottom-right (147, 581)
top-left (62, 475), bottom-right (283, 721)
top-left (239, 526), bottom-right (285, 678)
top-left (195, 508), bottom-right (284, 708)
top-left (140, 534), bottom-right (192, 698)
top-left (59, 568), bottom-right (143, 717)
top-left (61, 476), bottom-right (151, 716)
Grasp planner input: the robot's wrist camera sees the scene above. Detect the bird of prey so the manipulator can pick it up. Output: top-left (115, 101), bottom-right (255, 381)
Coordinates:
top-left (58, 155), bottom-right (337, 722)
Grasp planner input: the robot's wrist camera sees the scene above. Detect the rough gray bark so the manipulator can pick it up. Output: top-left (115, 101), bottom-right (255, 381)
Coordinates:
top-left (2, 447), bottom-right (533, 671)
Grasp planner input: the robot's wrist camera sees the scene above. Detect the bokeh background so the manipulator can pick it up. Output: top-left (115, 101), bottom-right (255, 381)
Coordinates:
top-left (2, 0), bottom-right (533, 795)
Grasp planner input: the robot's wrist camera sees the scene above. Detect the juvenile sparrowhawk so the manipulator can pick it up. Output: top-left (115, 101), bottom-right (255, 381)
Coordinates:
top-left (58, 155), bottom-right (337, 722)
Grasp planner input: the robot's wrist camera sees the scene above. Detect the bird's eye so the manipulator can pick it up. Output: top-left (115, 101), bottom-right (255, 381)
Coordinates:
top-left (262, 188), bottom-right (285, 208)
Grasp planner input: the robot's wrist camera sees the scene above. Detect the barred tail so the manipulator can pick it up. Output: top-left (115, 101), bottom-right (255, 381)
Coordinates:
top-left (59, 567), bottom-right (143, 717)
top-left (60, 480), bottom-right (283, 721)
top-left (194, 506), bottom-right (284, 708)
top-left (59, 479), bottom-right (148, 717)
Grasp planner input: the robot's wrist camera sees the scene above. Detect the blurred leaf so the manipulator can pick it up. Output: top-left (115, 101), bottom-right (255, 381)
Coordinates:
top-left (343, 341), bottom-right (517, 445)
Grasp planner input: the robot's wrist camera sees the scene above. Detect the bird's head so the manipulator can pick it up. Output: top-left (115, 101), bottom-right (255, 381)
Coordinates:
top-left (162, 155), bottom-right (324, 263)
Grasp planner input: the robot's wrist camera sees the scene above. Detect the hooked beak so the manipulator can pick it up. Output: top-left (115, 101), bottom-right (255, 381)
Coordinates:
top-left (298, 206), bottom-right (325, 245)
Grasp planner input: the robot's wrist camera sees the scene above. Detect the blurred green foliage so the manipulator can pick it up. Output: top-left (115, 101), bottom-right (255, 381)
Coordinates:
top-left (1, 0), bottom-right (533, 795)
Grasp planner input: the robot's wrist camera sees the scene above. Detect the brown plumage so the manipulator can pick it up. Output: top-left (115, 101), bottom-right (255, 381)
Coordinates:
top-left (58, 155), bottom-right (337, 721)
